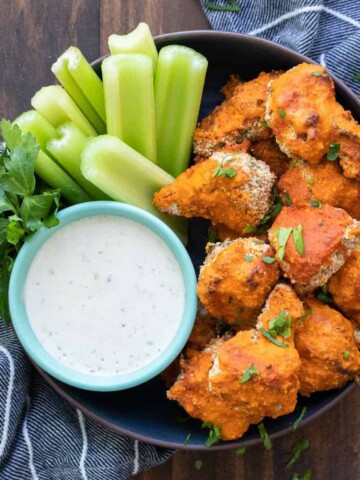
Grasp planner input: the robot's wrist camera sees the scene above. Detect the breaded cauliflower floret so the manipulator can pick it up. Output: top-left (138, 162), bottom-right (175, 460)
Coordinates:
top-left (278, 160), bottom-right (360, 220)
top-left (333, 104), bottom-right (360, 179)
top-left (268, 205), bottom-right (360, 295)
top-left (328, 250), bottom-right (360, 324)
top-left (194, 71), bottom-right (280, 158)
top-left (295, 298), bottom-right (360, 396)
top-left (266, 63), bottom-right (335, 164)
top-left (197, 238), bottom-right (280, 325)
top-left (168, 284), bottom-right (304, 441)
top-left (153, 152), bottom-right (276, 235)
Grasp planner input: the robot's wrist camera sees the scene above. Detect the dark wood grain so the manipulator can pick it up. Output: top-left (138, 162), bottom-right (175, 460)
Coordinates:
top-left (1, 1), bottom-right (360, 479)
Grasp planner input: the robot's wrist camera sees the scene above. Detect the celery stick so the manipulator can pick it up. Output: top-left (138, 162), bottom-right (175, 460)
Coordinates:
top-left (31, 85), bottom-right (97, 137)
top-left (47, 122), bottom-right (109, 200)
top-left (15, 110), bottom-right (58, 155)
top-left (36, 150), bottom-right (90, 204)
top-left (51, 47), bottom-right (106, 133)
top-left (81, 135), bottom-right (187, 242)
top-left (108, 23), bottom-right (158, 71)
top-left (155, 45), bottom-right (208, 177)
top-left (102, 54), bottom-right (157, 163)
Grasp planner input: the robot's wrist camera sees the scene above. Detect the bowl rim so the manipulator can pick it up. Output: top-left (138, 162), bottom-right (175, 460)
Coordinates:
top-left (9, 201), bottom-right (197, 392)
top-left (33, 29), bottom-right (360, 448)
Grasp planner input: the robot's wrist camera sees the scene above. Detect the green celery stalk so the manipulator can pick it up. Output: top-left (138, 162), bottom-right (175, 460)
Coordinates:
top-left (46, 122), bottom-right (109, 200)
top-left (35, 150), bottom-right (90, 204)
top-left (108, 23), bottom-right (158, 71)
top-left (31, 85), bottom-right (97, 137)
top-left (51, 46), bottom-right (106, 133)
top-left (81, 135), bottom-right (187, 243)
top-left (15, 110), bottom-right (58, 154)
top-left (155, 45), bottom-right (208, 177)
top-left (102, 53), bottom-right (157, 163)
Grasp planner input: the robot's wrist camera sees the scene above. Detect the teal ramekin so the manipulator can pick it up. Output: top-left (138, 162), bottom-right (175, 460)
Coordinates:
top-left (9, 201), bottom-right (197, 391)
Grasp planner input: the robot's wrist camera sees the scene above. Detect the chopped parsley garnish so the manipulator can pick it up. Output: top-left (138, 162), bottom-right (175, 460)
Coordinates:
top-left (235, 446), bottom-right (247, 455)
top-left (344, 350), bottom-right (350, 360)
top-left (257, 422), bottom-right (272, 450)
top-left (297, 310), bottom-right (313, 325)
top-left (278, 109), bottom-right (286, 119)
top-left (290, 160), bottom-right (298, 168)
top-left (309, 200), bottom-right (322, 208)
top-left (184, 433), bottom-right (191, 445)
top-left (259, 327), bottom-right (289, 348)
top-left (262, 256), bottom-right (276, 264)
top-left (244, 225), bottom-right (256, 233)
top-left (244, 254), bottom-right (254, 262)
top-left (306, 177), bottom-right (314, 185)
top-left (292, 225), bottom-right (305, 256)
top-left (213, 154), bottom-right (237, 178)
top-left (208, 230), bottom-right (217, 243)
top-left (293, 469), bottom-right (312, 480)
top-left (239, 363), bottom-right (260, 384)
top-left (326, 142), bottom-right (340, 161)
top-left (311, 71), bottom-right (323, 77)
top-left (286, 437), bottom-right (310, 469)
top-left (204, 0), bottom-right (241, 12)
top-left (268, 310), bottom-right (292, 339)
top-left (195, 459), bottom-right (203, 471)
top-left (316, 285), bottom-right (333, 303)
top-left (276, 226), bottom-right (293, 260)
top-left (260, 120), bottom-right (269, 127)
top-left (292, 406), bottom-right (307, 431)
top-left (284, 191), bottom-right (292, 206)
top-left (202, 422), bottom-right (222, 447)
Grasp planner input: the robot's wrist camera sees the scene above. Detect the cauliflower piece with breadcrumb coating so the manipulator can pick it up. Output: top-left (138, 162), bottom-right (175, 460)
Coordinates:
top-left (153, 152), bottom-right (276, 235)
top-left (268, 205), bottom-right (360, 295)
top-left (295, 298), bottom-right (360, 396)
top-left (197, 238), bottom-right (280, 325)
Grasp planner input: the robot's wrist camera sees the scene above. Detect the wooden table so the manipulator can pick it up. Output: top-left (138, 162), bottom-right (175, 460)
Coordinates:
top-left (1, 1), bottom-right (360, 479)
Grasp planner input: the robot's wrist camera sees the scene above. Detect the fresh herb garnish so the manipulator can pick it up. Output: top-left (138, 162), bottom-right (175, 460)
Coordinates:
top-left (184, 433), bottom-right (191, 445)
top-left (276, 226), bottom-right (293, 260)
top-left (316, 285), bottom-right (333, 303)
top-left (202, 422), bottom-right (222, 447)
top-left (195, 459), bottom-right (203, 471)
top-left (297, 310), bottom-right (313, 324)
top-left (284, 191), bottom-right (292, 206)
top-left (309, 200), bottom-right (322, 208)
top-left (311, 71), bottom-right (323, 77)
top-left (204, 0), bottom-right (241, 12)
top-left (244, 225), bottom-right (256, 234)
top-left (239, 363), bottom-right (260, 384)
top-left (292, 406), bottom-right (307, 431)
top-left (292, 225), bottom-right (305, 256)
top-left (290, 160), bottom-right (298, 168)
top-left (208, 230), bottom-right (217, 243)
top-left (257, 422), bottom-right (272, 450)
top-left (326, 142), bottom-right (340, 161)
top-left (0, 120), bottom-right (60, 324)
top-left (293, 469), bottom-right (312, 480)
top-left (259, 327), bottom-right (289, 348)
top-left (262, 256), bottom-right (276, 264)
top-left (260, 120), bottom-right (269, 127)
top-left (286, 437), bottom-right (310, 469)
top-left (278, 109), bottom-right (286, 119)
top-left (306, 177), bottom-right (314, 185)
top-left (235, 446), bottom-right (247, 455)
top-left (268, 310), bottom-right (292, 339)
top-left (344, 350), bottom-right (350, 360)
top-left (249, 188), bottom-right (284, 234)
top-left (213, 154), bottom-right (237, 178)
top-left (244, 254), bottom-right (254, 262)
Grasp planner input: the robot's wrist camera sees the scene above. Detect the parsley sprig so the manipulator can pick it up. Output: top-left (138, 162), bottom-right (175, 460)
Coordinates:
top-left (202, 422), bottom-right (222, 447)
top-left (239, 363), bottom-right (260, 384)
top-left (258, 422), bottom-right (272, 450)
top-left (0, 121), bottom-right (60, 324)
top-left (286, 437), bottom-right (310, 469)
top-left (292, 406), bottom-right (307, 431)
top-left (213, 155), bottom-right (237, 178)
top-left (326, 142), bottom-right (340, 161)
top-left (268, 310), bottom-right (292, 339)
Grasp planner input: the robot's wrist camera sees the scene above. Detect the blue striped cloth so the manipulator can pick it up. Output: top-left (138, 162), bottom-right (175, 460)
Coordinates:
top-left (0, 319), bottom-right (172, 479)
top-left (201, 0), bottom-right (360, 98)
top-left (3, 2), bottom-right (360, 479)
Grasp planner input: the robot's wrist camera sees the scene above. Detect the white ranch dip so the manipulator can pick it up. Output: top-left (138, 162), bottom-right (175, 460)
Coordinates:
top-left (24, 215), bottom-right (185, 376)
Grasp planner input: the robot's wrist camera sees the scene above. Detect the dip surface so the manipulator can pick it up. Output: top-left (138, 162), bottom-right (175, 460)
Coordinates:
top-left (24, 215), bottom-right (185, 376)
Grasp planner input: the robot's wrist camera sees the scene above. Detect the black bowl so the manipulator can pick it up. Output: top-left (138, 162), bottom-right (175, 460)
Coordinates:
top-left (35, 31), bottom-right (360, 450)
